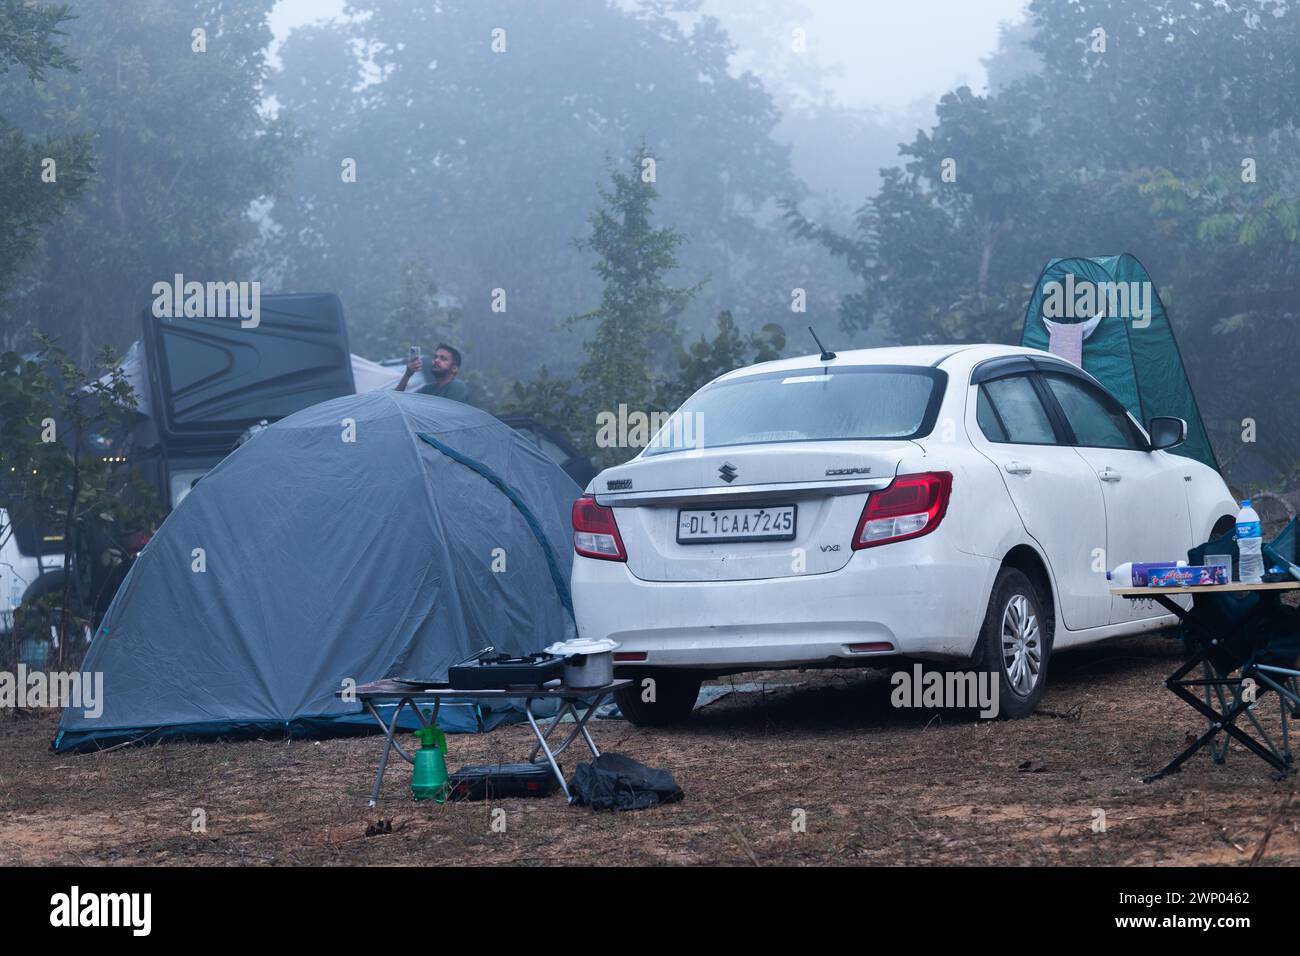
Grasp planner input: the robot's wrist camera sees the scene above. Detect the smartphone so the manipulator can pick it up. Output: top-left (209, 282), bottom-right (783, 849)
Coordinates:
top-left (408, 345), bottom-right (420, 362)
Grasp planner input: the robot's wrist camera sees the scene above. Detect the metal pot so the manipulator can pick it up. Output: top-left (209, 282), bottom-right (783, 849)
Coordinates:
top-left (545, 638), bottom-right (619, 689)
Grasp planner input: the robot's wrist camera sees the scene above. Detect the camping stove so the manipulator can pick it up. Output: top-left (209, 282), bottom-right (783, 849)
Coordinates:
top-left (447, 649), bottom-right (564, 690)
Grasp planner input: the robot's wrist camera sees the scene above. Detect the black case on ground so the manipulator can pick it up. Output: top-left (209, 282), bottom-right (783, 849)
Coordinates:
top-left (446, 762), bottom-right (559, 801)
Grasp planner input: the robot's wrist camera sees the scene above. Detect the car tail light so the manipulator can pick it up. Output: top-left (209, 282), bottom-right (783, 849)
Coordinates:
top-left (852, 472), bottom-right (952, 550)
top-left (123, 530), bottom-right (153, 555)
top-left (572, 494), bottom-right (627, 561)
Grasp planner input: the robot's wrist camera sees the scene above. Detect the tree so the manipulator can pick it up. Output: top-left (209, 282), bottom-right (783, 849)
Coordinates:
top-left (983, 18), bottom-right (1042, 95)
top-left (269, 0), bottom-right (809, 379)
top-left (0, 0), bottom-right (300, 361)
top-left (0, 339), bottom-right (160, 668)
top-left (501, 152), bottom-right (784, 468)
top-left (784, 84), bottom-right (1043, 344)
top-left (353, 259), bottom-right (463, 362)
top-left (784, 0), bottom-right (1300, 480)
top-left (0, 0), bottom-right (76, 79)
top-left (0, 0), bottom-right (92, 320)
top-left (571, 147), bottom-right (703, 446)
top-left (661, 310), bottom-right (785, 408)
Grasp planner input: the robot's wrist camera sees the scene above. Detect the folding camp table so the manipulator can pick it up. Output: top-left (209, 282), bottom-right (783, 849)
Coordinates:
top-left (1112, 582), bottom-right (1300, 782)
top-left (341, 679), bottom-right (630, 805)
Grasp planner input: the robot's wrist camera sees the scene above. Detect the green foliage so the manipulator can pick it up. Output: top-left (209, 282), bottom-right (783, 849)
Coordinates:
top-left (0, 0), bottom-right (77, 81)
top-left (983, 18), bottom-right (1043, 95)
top-left (0, 337), bottom-right (162, 664)
top-left (0, 0), bottom-right (92, 317)
top-left (354, 259), bottom-right (464, 361)
top-left (660, 311), bottom-right (784, 409)
top-left (269, 0), bottom-right (810, 377)
top-left (502, 152), bottom-right (784, 470)
top-left (783, 0), bottom-right (1300, 478)
top-left (0, 0), bottom-right (299, 359)
top-left (505, 311), bottom-right (786, 471)
top-left (570, 147), bottom-right (704, 440)
top-left (0, 339), bottom-right (156, 544)
top-left (499, 365), bottom-right (583, 447)
top-left (784, 85), bottom-right (1043, 344)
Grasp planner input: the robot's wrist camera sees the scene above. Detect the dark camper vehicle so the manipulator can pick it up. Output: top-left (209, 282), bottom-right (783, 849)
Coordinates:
top-left (133, 292), bottom-right (356, 510)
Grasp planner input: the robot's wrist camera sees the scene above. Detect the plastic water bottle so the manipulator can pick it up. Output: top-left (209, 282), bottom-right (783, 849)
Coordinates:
top-left (1236, 499), bottom-right (1263, 584)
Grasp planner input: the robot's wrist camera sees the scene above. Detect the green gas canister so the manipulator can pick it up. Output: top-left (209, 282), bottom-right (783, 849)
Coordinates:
top-left (411, 721), bottom-right (449, 802)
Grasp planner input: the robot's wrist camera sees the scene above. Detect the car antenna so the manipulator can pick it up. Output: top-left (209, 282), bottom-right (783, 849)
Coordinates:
top-left (808, 326), bottom-right (836, 362)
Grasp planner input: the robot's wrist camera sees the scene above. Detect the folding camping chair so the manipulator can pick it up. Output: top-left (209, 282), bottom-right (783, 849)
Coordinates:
top-left (1144, 522), bottom-right (1300, 782)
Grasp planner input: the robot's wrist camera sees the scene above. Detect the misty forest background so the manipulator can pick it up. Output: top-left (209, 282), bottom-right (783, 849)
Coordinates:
top-left (2, 0), bottom-right (1298, 483)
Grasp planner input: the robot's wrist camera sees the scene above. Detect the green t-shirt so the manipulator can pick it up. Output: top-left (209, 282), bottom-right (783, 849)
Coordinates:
top-left (416, 377), bottom-right (470, 404)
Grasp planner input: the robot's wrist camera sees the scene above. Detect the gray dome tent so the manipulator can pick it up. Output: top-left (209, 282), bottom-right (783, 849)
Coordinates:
top-left (54, 392), bottom-right (580, 752)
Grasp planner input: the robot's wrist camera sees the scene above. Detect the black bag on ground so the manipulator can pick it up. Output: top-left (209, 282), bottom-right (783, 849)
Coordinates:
top-left (568, 753), bottom-right (683, 811)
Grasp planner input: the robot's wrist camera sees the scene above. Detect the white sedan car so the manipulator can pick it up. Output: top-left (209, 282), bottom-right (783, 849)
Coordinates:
top-left (571, 344), bottom-right (1236, 724)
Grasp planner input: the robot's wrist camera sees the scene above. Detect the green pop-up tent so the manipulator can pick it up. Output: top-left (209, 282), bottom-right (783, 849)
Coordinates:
top-left (1019, 253), bottom-right (1218, 471)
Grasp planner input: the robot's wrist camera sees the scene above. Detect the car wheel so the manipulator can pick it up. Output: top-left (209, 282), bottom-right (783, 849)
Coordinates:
top-left (970, 567), bottom-right (1053, 719)
top-left (1210, 514), bottom-right (1236, 540)
top-left (15, 572), bottom-right (94, 669)
top-left (613, 669), bottom-right (703, 726)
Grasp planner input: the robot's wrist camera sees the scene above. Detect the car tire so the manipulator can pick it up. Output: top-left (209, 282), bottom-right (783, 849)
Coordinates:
top-left (13, 572), bottom-right (65, 669)
top-left (969, 567), bottom-right (1053, 720)
top-left (1210, 514), bottom-right (1236, 540)
top-left (613, 669), bottom-right (703, 726)
top-left (15, 572), bottom-right (96, 668)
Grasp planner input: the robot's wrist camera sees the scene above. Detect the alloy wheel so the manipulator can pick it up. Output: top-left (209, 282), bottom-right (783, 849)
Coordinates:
top-left (1000, 593), bottom-right (1042, 696)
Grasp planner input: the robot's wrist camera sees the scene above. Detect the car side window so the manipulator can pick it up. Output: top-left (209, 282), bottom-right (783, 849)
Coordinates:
top-left (975, 387), bottom-right (1008, 441)
top-left (1042, 374), bottom-right (1145, 450)
top-left (978, 375), bottom-right (1057, 444)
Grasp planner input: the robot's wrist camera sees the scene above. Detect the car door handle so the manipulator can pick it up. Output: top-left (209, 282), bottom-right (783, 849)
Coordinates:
top-left (1004, 461), bottom-right (1032, 475)
top-left (1099, 467), bottom-right (1122, 482)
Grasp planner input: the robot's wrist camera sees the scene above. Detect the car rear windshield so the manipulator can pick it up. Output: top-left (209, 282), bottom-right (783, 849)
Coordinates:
top-left (644, 366), bottom-right (945, 456)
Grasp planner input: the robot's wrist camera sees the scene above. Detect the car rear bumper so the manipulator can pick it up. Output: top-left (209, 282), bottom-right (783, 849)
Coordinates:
top-left (571, 537), bottom-right (1000, 671)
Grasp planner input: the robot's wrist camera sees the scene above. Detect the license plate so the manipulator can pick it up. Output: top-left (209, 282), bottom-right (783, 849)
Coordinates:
top-left (676, 504), bottom-right (797, 544)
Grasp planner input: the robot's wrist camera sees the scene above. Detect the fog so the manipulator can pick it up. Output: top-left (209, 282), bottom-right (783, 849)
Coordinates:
top-left (2, 0), bottom-right (1297, 484)
top-left (271, 0), bottom-right (1030, 112)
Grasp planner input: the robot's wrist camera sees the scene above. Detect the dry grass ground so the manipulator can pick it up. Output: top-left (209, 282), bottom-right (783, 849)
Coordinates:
top-left (1, 634), bottom-right (1297, 867)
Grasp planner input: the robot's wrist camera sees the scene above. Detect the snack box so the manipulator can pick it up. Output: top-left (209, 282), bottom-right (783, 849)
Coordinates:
top-left (1126, 562), bottom-right (1181, 586)
top-left (1147, 565), bottom-right (1228, 588)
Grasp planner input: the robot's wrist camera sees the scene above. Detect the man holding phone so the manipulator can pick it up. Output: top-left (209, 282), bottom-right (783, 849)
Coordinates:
top-left (397, 343), bottom-right (470, 404)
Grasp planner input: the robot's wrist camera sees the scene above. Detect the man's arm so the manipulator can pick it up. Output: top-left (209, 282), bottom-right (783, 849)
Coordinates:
top-left (396, 357), bottom-right (421, 392)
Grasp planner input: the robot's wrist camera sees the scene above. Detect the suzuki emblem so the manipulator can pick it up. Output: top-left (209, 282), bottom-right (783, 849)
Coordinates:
top-left (718, 462), bottom-right (738, 483)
